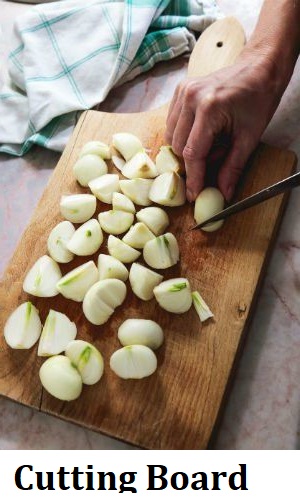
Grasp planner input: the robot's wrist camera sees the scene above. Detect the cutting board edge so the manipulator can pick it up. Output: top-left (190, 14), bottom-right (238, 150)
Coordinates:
top-left (207, 155), bottom-right (297, 449)
top-left (0, 391), bottom-right (41, 414)
top-left (0, 389), bottom-right (145, 450)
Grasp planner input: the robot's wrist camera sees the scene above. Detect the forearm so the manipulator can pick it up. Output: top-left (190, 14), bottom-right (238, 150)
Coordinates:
top-left (240, 0), bottom-right (300, 92)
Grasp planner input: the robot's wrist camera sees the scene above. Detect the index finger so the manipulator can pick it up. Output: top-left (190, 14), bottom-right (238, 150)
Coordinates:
top-left (183, 114), bottom-right (214, 201)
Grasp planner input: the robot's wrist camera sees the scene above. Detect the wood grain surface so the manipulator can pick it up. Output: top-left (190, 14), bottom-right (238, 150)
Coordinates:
top-left (0, 18), bottom-right (297, 449)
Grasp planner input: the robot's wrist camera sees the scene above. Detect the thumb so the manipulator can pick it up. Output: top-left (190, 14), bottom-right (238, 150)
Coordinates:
top-left (218, 138), bottom-right (254, 201)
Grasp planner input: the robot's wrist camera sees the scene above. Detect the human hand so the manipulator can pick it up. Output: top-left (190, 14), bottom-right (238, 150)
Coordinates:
top-left (165, 54), bottom-right (286, 202)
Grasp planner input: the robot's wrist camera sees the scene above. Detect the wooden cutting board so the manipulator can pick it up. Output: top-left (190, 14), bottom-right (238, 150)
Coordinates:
top-left (0, 17), bottom-right (297, 450)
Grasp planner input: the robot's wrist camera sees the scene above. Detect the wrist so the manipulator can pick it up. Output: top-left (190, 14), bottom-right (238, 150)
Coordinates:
top-left (241, 0), bottom-right (300, 94)
top-left (237, 44), bottom-right (293, 97)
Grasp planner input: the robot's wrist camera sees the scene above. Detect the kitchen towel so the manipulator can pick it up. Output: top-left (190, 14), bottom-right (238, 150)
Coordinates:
top-left (0, 0), bottom-right (220, 156)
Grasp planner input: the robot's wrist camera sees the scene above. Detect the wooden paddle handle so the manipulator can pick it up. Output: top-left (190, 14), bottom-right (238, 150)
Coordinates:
top-left (157, 17), bottom-right (245, 115)
top-left (187, 16), bottom-right (246, 78)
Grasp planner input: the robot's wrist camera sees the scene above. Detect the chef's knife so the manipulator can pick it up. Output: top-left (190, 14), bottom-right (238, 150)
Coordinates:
top-left (190, 170), bottom-right (300, 230)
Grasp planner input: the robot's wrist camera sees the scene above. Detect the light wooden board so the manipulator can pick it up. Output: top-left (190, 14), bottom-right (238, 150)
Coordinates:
top-left (0, 18), bottom-right (297, 449)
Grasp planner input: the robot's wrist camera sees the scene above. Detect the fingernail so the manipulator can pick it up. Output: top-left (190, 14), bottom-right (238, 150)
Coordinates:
top-left (226, 184), bottom-right (234, 202)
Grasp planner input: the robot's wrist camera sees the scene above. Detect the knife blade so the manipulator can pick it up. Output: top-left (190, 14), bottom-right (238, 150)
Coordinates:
top-left (190, 170), bottom-right (300, 231)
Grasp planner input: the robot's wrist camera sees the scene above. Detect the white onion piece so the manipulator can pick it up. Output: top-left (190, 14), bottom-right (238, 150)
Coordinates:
top-left (60, 194), bottom-right (96, 224)
top-left (56, 260), bottom-right (98, 302)
top-left (98, 254), bottom-right (129, 282)
top-left (122, 151), bottom-right (158, 179)
top-left (65, 340), bottom-right (104, 385)
top-left (112, 192), bottom-right (135, 214)
top-left (192, 291), bottom-right (214, 322)
top-left (108, 235), bottom-right (141, 263)
top-left (119, 179), bottom-right (153, 206)
top-left (84, 294), bottom-right (114, 326)
top-left (88, 174), bottom-right (120, 204)
top-left (122, 223), bottom-right (155, 249)
top-left (38, 310), bottom-right (77, 357)
top-left (110, 345), bottom-right (157, 379)
top-left (118, 319), bottom-right (164, 350)
top-left (156, 146), bottom-right (183, 175)
top-left (194, 187), bottom-right (224, 232)
top-left (47, 221), bottom-right (75, 264)
top-left (67, 219), bottom-right (103, 256)
top-left (4, 302), bottom-right (42, 349)
top-left (23, 255), bottom-right (61, 297)
top-left (73, 154), bottom-right (108, 187)
top-left (129, 263), bottom-right (163, 301)
top-left (112, 155), bottom-right (126, 173)
top-left (79, 141), bottom-right (111, 160)
top-left (112, 132), bottom-right (143, 161)
top-left (136, 207), bottom-right (169, 236)
top-left (83, 279), bottom-right (127, 325)
top-left (149, 172), bottom-right (186, 207)
top-left (154, 278), bottom-right (192, 314)
top-left (143, 233), bottom-right (179, 269)
top-left (39, 355), bottom-right (82, 401)
top-left (98, 210), bottom-right (134, 235)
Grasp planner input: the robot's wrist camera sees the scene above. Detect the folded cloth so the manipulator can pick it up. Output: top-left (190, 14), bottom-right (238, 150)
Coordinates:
top-left (0, 0), bottom-right (220, 156)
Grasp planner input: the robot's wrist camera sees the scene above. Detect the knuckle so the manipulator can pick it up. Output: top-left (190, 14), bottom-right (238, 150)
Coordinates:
top-left (230, 163), bottom-right (244, 177)
top-left (183, 144), bottom-right (198, 162)
top-left (183, 82), bottom-right (198, 102)
top-left (201, 92), bottom-right (217, 112)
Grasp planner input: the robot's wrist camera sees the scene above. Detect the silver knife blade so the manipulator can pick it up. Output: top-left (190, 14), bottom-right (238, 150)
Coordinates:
top-left (190, 170), bottom-right (300, 231)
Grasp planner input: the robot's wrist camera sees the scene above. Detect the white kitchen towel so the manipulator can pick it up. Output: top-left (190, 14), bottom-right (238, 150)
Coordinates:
top-left (0, 0), bottom-right (220, 156)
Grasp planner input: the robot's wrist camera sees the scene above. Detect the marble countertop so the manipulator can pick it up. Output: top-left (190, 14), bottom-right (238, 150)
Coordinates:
top-left (1, 0), bottom-right (300, 450)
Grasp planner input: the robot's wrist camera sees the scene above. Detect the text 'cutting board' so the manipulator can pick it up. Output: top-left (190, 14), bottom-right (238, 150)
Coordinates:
top-left (0, 18), bottom-right (297, 449)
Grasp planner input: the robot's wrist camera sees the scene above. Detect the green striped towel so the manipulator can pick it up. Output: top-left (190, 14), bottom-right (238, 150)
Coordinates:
top-left (0, 0), bottom-right (220, 156)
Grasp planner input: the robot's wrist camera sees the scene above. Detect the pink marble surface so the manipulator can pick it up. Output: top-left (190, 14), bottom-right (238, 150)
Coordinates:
top-left (1, 0), bottom-right (300, 450)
